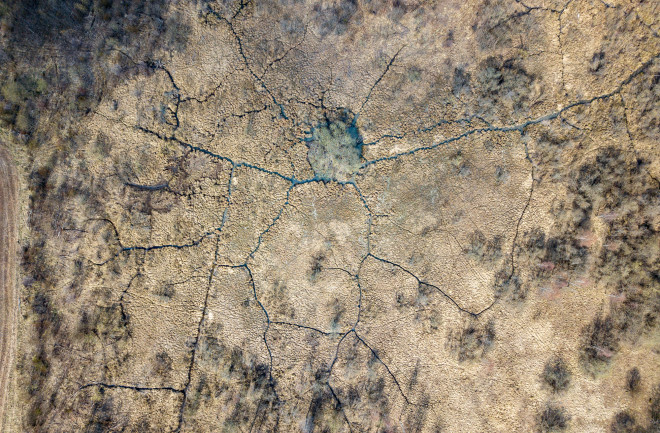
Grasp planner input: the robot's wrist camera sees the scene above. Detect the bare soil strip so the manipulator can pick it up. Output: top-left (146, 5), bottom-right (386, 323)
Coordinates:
top-left (0, 146), bottom-right (17, 429)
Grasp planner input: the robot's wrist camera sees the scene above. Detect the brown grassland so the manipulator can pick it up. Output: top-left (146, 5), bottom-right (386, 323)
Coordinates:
top-left (0, 0), bottom-right (659, 431)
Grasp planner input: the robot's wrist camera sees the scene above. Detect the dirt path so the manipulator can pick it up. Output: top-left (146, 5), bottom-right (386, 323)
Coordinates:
top-left (0, 146), bottom-right (17, 429)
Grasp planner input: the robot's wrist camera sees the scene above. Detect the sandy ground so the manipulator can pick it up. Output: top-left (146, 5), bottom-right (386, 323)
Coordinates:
top-left (0, 146), bottom-right (17, 430)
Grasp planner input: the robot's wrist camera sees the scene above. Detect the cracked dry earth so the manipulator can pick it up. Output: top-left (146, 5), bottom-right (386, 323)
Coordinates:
top-left (3, 0), bottom-right (660, 432)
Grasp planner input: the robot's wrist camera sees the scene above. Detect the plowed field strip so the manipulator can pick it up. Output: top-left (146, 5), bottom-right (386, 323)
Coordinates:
top-left (0, 147), bottom-right (17, 429)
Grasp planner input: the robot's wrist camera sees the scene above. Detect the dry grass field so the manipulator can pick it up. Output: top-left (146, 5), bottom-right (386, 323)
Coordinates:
top-left (0, 0), bottom-right (658, 432)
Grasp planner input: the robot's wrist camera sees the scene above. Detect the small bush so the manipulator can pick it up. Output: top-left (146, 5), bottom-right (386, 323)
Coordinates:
top-left (650, 385), bottom-right (660, 432)
top-left (85, 397), bottom-right (114, 433)
top-left (538, 404), bottom-right (569, 432)
top-left (310, 252), bottom-right (325, 280)
top-left (154, 351), bottom-right (172, 376)
top-left (31, 352), bottom-right (49, 378)
top-left (589, 51), bottom-right (606, 74)
top-left (626, 367), bottom-right (641, 392)
top-left (542, 357), bottom-right (571, 392)
top-left (312, 0), bottom-right (358, 37)
top-left (154, 284), bottom-right (175, 299)
top-left (476, 56), bottom-right (536, 116)
top-left (581, 313), bottom-right (617, 367)
top-left (452, 67), bottom-right (471, 97)
top-left (464, 230), bottom-right (502, 263)
top-left (494, 270), bottom-right (526, 301)
top-left (78, 304), bottom-right (129, 340)
top-left (164, 12), bottom-right (190, 52)
top-left (610, 411), bottom-right (639, 433)
top-left (449, 320), bottom-right (496, 362)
